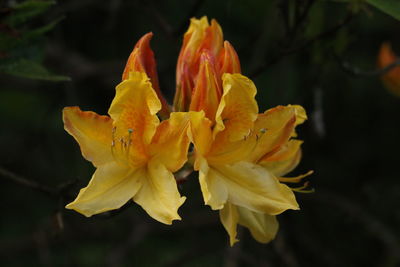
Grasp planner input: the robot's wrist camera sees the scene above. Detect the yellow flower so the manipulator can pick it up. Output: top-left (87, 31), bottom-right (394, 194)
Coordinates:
top-left (63, 35), bottom-right (190, 225)
top-left (377, 42), bottom-right (400, 97)
top-left (182, 17), bottom-right (310, 245)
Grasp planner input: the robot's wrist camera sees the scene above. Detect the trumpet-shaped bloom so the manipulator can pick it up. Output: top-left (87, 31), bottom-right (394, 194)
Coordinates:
top-left (64, 71), bottom-right (190, 225)
top-left (181, 17), bottom-right (310, 245)
top-left (377, 42), bottom-right (400, 97)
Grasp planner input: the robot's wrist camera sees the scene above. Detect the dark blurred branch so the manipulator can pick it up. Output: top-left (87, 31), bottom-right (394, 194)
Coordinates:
top-left (0, 166), bottom-right (58, 197)
top-left (316, 190), bottom-right (400, 263)
top-left (334, 52), bottom-right (400, 77)
top-left (250, 12), bottom-right (354, 78)
top-left (0, 166), bottom-right (76, 198)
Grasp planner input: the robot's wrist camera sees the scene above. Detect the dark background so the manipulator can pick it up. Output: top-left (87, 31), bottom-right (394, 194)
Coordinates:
top-left (1, 0), bottom-right (400, 266)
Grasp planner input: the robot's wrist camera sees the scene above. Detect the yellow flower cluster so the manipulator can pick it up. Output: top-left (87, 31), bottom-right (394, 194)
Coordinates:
top-left (63, 17), bottom-right (311, 245)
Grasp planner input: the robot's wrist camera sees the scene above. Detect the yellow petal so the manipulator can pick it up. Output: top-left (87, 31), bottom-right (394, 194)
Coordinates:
top-left (237, 206), bottom-right (279, 243)
top-left (150, 112), bottom-right (191, 172)
top-left (219, 203), bottom-right (279, 246)
top-left (219, 203), bottom-right (239, 246)
top-left (108, 72), bottom-right (161, 166)
top-left (189, 52), bottom-right (222, 121)
top-left (198, 157), bottom-right (228, 210)
top-left (259, 140), bottom-right (303, 177)
top-left (187, 111), bottom-right (213, 163)
top-left (65, 162), bottom-right (142, 217)
top-left (206, 161), bottom-right (299, 214)
top-left (122, 33), bottom-right (170, 118)
top-left (133, 159), bottom-right (186, 225)
top-left (249, 105), bottom-right (305, 163)
top-left (214, 73), bottom-right (258, 142)
top-left (63, 106), bottom-right (113, 167)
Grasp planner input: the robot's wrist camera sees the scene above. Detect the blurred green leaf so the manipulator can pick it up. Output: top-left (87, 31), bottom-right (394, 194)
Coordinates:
top-left (0, 17), bottom-right (62, 52)
top-left (4, 0), bottom-right (55, 27)
top-left (366, 0), bottom-right (400, 20)
top-left (0, 59), bottom-right (70, 81)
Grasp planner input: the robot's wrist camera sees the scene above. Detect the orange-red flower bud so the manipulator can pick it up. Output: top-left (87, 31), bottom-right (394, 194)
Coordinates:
top-left (123, 33), bottom-right (170, 118)
top-left (377, 42), bottom-right (400, 97)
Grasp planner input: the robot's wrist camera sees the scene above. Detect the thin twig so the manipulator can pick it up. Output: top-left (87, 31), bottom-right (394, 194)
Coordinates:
top-left (334, 52), bottom-right (400, 77)
top-left (0, 166), bottom-right (58, 197)
top-left (250, 12), bottom-right (354, 78)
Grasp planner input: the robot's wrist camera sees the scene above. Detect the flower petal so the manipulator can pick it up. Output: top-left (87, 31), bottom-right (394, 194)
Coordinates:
top-left (189, 52), bottom-right (222, 121)
top-left (214, 73), bottom-right (258, 142)
top-left (150, 112), bottom-right (191, 172)
top-left (188, 111), bottom-right (213, 163)
top-left (259, 140), bottom-right (303, 177)
top-left (249, 105), bottom-right (305, 163)
top-left (66, 162), bottom-right (142, 217)
top-left (218, 41), bottom-right (241, 75)
top-left (174, 17), bottom-right (223, 111)
top-left (133, 159), bottom-right (186, 225)
top-left (220, 204), bottom-right (279, 245)
top-left (63, 106), bottom-right (113, 167)
top-left (237, 206), bottom-right (279, 244)
top-left (206, 161), bottom-right (299, 214)
top-left (219, 202), bottom-right (239, 246)
top-left (122, 33), bottom-right (170, 118)
top-left (108, 72), bottom-right (161, 166)
top-left (197, 157), bottom-right (228, 210)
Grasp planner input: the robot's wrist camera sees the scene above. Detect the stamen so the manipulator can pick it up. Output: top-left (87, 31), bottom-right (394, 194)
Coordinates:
top-left (290, 181), bottom-right (315, 193)
top-left (278, 170), bottom-right (314, 183)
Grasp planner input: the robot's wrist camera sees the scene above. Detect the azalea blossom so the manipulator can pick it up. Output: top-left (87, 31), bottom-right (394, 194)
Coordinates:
top-left (63, 35), bottom-right (190, 225)
top-left (180, 17), bottom-right (311, 245)
top-left (377, 42), bottom-right (400, 97)
top-left (63, 16), bottom-right (310, 245)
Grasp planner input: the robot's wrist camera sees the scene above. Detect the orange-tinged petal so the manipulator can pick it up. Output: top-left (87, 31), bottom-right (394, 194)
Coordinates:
top-left (174, 17), bottom-right (224, 112)
top-left (108, 72), bottom-right (161, 167)
top-left (218, 41), bottom-right (241, 75)
top-left (259, 140), bottom-right (302, 177)
top-left (377, 42), bottom-right (400, 97)
top-left (203, 161), bottom-right (299, 214)
top-left (213, 73), bottom-right (258, 142)
top-left (133, 159), bottom-right (186, 225)
top-left (65, 162), bottom-right (142, 217)
top-left (189, 52), bottom-right (222, 120)
top-left (63, 106), bottom-right (113, 167)
top-left (248, 105), bottom-right (306, 163)
top-left (122, 33), bottom-right (170, 117)
top-left (150, 112), bottom-right (191, 172)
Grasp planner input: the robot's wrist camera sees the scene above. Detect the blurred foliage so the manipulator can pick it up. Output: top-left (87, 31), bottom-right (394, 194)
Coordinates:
top-left (1, 0), bottom-right (400, 266)
top-left (0, 0), bottom-right (69, 80)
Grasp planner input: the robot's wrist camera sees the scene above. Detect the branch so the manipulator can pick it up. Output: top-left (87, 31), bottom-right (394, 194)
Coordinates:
top-left (0, 166), bottom-right (58, 197)
top-left (334, 53), bottom-right (400, 77)
top-left (250, 12), bottom-right (354, 78)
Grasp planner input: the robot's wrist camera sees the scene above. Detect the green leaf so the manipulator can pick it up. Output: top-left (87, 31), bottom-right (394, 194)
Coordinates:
top-left (4, 0), bottom-right (55, 27)
top-left (0, 59), bottom-right (71, 81)
top-left (366, 0), bottom-right (400, 21)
